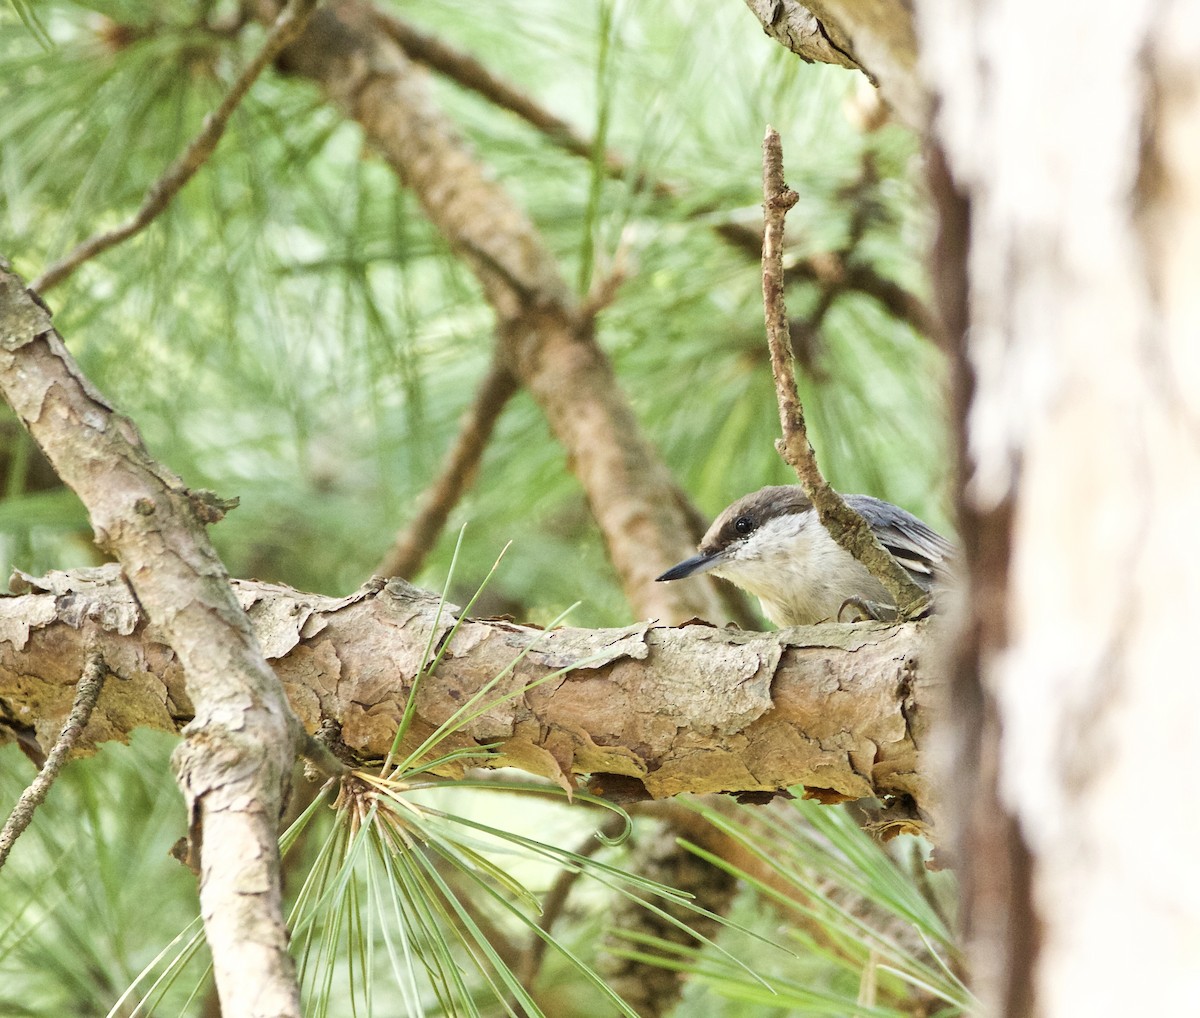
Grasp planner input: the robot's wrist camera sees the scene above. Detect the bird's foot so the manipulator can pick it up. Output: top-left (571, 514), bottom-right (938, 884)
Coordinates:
top-left (837, 595), bottom-right (933, 623)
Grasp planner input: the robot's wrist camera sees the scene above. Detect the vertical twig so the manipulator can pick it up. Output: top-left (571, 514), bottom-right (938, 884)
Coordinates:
top-left (0, 651), bottom-right (106, 872)
top-left (760, 126), bottom-right (928, 617)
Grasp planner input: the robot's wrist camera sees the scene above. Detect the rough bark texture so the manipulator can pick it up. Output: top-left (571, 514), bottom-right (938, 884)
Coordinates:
top-left (742, 0), bottom-right (861, 71)
top-left (742, 0), bottom-right (925, 126)
top-left (0, 269), bottom-right (302, 1015)
top-left (0, 564), bottom-right (942, 827)
top-left (916, 0), bottom-right (1200, 1015)
top-left (272, 0), bottom-right (729, 627)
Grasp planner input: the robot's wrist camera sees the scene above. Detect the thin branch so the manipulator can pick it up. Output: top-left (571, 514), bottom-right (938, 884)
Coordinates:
top-left (374, 355), bottom-right (519, 579)
top-left (31, 0), bottom-right (320, 294)
top-left (717, 222), bottom-right (941, 342)
top-left (299, 731), bottom-right (348, 778)
top-left (579, 237), bottom-right (633, 321)
top-left (371, 9), bottom-right (659, 195)
top-left (0, 651), bottom-right (106, 872)
top-left (760, 127), bottom-right (928, 617)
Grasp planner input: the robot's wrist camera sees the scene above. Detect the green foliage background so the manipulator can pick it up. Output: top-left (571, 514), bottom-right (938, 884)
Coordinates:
top-left (0, 0), bottom-right (947, 627)
top-left (0, 1), bottom-right (954, 1015)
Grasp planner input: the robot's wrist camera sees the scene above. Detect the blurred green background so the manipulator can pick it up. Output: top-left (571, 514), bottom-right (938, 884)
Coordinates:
top-left (0, 0), bottom-right (948, 629)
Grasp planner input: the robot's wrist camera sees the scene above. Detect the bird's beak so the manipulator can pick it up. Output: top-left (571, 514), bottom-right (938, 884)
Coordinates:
top-left (656, 552), bottom-right (723, 582)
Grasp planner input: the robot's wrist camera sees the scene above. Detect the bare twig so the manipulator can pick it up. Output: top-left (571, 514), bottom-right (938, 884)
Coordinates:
top-left (31, 0), bottom-right (320, 294)
top-left (374, 355), bottom-right (519, 578)
top-left (760, 127), bottom-right (927, 617)
top-left (580, 234), bottom-right (633, 320)
top-left (0, 651), bottom-right (106, 872)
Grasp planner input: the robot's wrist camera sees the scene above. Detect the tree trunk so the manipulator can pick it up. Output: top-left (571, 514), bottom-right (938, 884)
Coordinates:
top-left (918, 1), bottom-right (1200, 1014)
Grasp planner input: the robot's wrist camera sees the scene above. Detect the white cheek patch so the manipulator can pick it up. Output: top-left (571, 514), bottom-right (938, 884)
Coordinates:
top-left (714, 514), bottom-right (834, 593)
top-left (731, 513), bottom-right (812, 563)
top-left (710, 513), bottom-right (889, 626)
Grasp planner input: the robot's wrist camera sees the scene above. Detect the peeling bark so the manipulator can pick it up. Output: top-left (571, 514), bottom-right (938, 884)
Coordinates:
top-left (0, 565), bottom-right (943, 830)
top-left (0, 269), bottom-right (303, 1017)
top-left (742, 0), bottom-right (926, 127)
top-left (743, 0), bottom-right (861, 71)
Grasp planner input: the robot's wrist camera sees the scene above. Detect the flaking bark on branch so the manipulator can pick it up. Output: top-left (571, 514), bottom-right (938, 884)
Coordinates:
top-left (0, 266), bottom-right (303, 1017)
top-left (742, 0), bottom-right (926, 128)
top-left (0, 565), bottom-right (942, 836)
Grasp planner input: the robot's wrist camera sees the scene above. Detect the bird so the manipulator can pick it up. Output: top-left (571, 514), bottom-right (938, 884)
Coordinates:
top-left (656, 485), bottom-right (954, 627)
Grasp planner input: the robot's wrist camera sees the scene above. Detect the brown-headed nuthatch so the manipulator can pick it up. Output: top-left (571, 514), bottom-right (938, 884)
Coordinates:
top-left (657, 485), bottom-right (953, 627)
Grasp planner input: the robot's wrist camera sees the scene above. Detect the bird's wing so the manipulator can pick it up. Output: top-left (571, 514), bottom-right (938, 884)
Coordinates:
top-left (844, 495), bottom-right (955, 587)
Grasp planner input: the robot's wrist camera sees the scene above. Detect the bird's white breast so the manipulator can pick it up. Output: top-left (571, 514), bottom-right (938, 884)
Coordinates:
top-left (711, 513), bottom-right (890, 626)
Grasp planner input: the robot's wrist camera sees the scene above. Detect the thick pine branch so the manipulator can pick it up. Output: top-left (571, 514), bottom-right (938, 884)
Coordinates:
top-left (0, 564), bottom-right (941, 836)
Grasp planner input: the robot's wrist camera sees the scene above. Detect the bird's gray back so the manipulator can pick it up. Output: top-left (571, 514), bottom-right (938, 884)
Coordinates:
top-left (843, 494), bottom-right (954, 589)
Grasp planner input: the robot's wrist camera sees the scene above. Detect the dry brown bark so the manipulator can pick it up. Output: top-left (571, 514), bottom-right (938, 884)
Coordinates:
top-left (0, 267), bottom-right (303, 1016)
top-left (1, 563), bottom-right (941, 826)
top-left (269, 0), bottom-right (731, 627)
top-left (741, 0), bottom-right (925, 126)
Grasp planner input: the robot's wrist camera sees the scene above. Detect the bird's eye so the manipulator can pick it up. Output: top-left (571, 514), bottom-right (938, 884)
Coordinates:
top-left (733, 515), bottom-right (755, 535)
